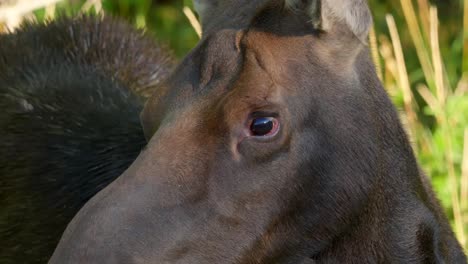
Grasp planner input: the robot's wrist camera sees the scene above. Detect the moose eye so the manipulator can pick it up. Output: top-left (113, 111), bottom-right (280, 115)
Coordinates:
top-left (249, 117), bottom-right (280, 137)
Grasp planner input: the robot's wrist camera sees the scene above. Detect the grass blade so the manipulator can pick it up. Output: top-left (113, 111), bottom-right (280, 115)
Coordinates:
top-left (386, 14), bottom-right (418, 137)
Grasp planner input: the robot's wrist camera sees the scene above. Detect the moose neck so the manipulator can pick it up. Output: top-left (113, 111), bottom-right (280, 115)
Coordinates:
top-left (301, 49), bottom-right (455, 262)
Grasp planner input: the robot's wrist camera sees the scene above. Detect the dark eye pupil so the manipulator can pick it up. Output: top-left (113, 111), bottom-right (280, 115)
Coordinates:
top-left (250, 117), bottom-right (274, 136)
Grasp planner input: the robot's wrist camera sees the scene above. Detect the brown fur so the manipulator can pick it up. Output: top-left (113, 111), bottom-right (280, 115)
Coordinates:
top-left (50, 1), bottom-right (466, 263)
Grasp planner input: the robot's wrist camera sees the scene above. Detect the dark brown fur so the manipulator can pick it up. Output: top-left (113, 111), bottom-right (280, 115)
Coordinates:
top-left (50, 1), bottom-right (466, 263)
top-left (0, 15), bottom-right (174, 263)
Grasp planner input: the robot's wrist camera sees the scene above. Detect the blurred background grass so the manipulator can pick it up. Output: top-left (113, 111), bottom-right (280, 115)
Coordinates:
top-left (1, 0), bottom-right (467, 252)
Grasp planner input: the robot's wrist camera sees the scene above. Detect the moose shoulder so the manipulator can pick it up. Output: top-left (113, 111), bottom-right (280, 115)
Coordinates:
top-left (50, 0), bottom-right (467, 263)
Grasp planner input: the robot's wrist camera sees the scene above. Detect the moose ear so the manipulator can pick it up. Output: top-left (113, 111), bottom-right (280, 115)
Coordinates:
top-left (193, 0), bottom-right (218, 29)
top-left (285, 0), bottom-right (372, 44)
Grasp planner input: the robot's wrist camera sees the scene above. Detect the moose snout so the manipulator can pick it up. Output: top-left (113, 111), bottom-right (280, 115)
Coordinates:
top-left (49, 180), bottom-right (202, 263)
top-left (49, 124), bottom-right (212, 263)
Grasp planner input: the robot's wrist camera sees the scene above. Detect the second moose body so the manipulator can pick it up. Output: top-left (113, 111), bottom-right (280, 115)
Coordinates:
top-left (51, 0), bottom-right (467, 263)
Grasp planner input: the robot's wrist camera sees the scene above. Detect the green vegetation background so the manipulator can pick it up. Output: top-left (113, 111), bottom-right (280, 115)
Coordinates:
top-left (33, 0), bottom-right (467, 251)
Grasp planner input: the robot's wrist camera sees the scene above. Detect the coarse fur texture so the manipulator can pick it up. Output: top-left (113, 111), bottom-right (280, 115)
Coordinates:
top-left (285, 0), bottom-right (372, 43)
top-left (47, 0), bottom-right (466, 263)
top-left (0, 15), bottom-right (174, 263)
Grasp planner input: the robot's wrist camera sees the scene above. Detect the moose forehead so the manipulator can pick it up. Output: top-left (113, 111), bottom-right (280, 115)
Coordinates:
top-left (141, 0), bottom-right (366, 140)
top-left (194, 0), bottom-right (318, 33)
top-left (194, 0), bottom-right (275, 33)
top-left (163, 5), bottom-right (328, 101)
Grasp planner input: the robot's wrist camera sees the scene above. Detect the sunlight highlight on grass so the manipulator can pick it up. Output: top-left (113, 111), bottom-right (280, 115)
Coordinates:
top-left (183, 6), bottom-right (201, 38)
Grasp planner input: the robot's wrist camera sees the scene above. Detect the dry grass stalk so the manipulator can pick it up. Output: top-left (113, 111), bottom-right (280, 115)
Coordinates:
top-left (463, 0), bottom-right (468, 76)
top-left (417, 0), bottom-right (430, 43)
top-left (183, 6), bottom-right (201, 38)
top-left (378, 35), bottom-right (399, 95)
top-left (45, 3), bottom-right (56, 20)
top-left (386, 14), bottom-right (418, 138)
top-left (81, 0), bottom-right (102, 14)
top-left (462, 129), bottom-right (468, 212)
top-left (369, 26), bottom-right (383, 81)
top-left (417, 84), bottom-right (438, 111)
top-left (400, 0), bottom-right (434, 89)
top-left (0, 0), bottom-right (63, 29)
top-left (430, 7), bottom-right (447, 106)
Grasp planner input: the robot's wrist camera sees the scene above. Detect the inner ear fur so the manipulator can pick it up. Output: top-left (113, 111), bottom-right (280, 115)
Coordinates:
top-left (285, 0), bottom-right (373, 44)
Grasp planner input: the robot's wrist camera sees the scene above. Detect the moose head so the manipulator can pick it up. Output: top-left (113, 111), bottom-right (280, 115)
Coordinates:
top-left (50, 0), bottom-right (466, 263)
